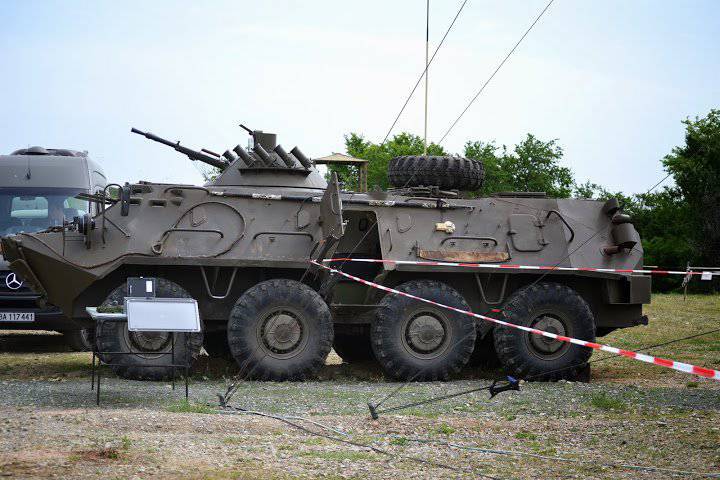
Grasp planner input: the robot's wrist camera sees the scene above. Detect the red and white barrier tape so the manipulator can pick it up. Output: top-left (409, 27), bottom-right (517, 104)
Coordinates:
top-left (323, 258), bottom-right (719, 278)
top-left (312, 260), bottom-right (720, 380)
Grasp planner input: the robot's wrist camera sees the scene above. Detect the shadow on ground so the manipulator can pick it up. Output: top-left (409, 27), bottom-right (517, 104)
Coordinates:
top-left (0, 331), bottom-right (73, 353)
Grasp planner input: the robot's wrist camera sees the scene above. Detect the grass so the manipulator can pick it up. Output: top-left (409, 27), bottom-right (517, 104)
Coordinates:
top-left (389, 436), bottom-right (408, 446)
top-left (589, 392), bottom-right (626, 411)
top-left (592, 293), bottom-right (720, 382)
top-left (298, 450), bottom-right (376, 462)
top-left (0, 352), bottom-right (94, 379)
top-left (165, 400), bottom-right (217, 414)
top-left (433, 423), bottom-right (456, 435)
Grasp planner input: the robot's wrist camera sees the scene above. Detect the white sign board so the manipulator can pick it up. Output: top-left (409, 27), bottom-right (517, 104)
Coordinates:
top-left (124, 297), bottom-right (201, 332)
top-left (701, 271), bottom-right (713, 281)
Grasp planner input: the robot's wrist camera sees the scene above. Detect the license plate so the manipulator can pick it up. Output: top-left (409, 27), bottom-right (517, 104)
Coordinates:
top-left (0, 312), bottom-right (35, 322)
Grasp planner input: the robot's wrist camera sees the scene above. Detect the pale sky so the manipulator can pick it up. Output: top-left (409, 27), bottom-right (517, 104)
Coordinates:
top-left (1, 0), bottom-right (718, 193)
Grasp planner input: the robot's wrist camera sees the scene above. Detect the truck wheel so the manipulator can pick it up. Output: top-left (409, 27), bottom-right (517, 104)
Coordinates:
top-left (64, 328), bottom-right (95, 352)
top-left (227, 279), bottom-right (333, 381)
top-left (371, 280), bottom-right (476, 381)
top-left (388, 155), bottom-right (484, 190)
top-left (333, 328), bottom-right (375, 363)
top-left (95, 279), bottom-right (204, 381)
top-left (494, 282), bottom-right (595, 381)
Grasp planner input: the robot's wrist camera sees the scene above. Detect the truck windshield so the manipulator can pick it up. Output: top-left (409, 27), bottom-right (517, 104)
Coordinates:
top-left (0, 187), bottom-right (88, 236)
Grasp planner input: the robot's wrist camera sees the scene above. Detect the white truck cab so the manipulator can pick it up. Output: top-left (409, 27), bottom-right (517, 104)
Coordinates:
top-left (0, 146), bottom-right (106, 349)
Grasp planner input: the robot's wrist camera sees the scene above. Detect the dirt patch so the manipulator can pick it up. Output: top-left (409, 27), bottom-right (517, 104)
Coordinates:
top-left (0, 294), bottom-right (718, 478)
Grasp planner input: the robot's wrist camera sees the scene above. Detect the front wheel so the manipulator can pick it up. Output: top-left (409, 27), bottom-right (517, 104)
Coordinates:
top-left (95, 279), bottom-right (204, 381)
top-left (227, 279), bottom-right (333, 381)
top-left (371, 280), bottom-right (476, 381)
top-left (494, 282), bottom-right (595, 381)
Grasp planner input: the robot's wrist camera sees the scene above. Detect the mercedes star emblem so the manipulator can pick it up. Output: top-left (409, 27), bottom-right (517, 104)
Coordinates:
top-left (5, 272), bottom-right (23, 290)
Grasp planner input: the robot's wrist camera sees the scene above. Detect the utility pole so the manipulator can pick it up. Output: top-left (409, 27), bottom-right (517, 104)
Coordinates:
top-left (423, 0), bottom-right (430, 156)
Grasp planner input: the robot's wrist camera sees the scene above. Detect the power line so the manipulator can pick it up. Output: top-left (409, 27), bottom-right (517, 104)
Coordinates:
top-left (381, 0), bottom-right (470, 146)
top-left (641, 172), bottom-right (672, 196)
top-left (388, 436), bottom-right (720, 478)
top-left (438, 0), bottom-right (556, 144)
top-left (218, 404), bottom-right (502, 479)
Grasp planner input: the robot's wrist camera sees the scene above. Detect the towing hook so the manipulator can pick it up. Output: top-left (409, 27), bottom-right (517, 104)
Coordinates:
top-left (489, 376), bottom-right (520, 399)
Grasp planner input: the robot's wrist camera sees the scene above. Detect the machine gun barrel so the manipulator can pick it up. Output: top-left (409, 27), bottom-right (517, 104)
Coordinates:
top-left (130, 128), bottom-right (229, 170)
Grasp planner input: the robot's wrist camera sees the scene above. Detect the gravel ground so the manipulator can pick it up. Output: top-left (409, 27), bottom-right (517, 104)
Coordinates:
top-left (0, 294), bottom-right (719, 479)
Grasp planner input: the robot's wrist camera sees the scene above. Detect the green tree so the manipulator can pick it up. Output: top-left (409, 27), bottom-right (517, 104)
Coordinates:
top-left (331, 132), bottom-right (446, 190)
top-left (630, 188), bottom-right (696, 272)
top-left (463, 140), bottom-right (509, 195)
top-left (662, 109), bottom-right (720, 266)
top-left (465, 134), bottom-right (574, 197)
top-left (503, 134), bottom-right (573, 197)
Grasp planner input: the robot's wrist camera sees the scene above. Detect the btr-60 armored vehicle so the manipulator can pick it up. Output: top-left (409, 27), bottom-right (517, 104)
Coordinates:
top-left (1, 126), bottom-right (650, 382)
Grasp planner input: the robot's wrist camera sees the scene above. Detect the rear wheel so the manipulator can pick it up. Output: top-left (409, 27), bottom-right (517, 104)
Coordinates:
top-left (371, 280), bottom-right (476, 381)
top-left (227, 279), bottom-right (333, 381)
top-left (494, 282), bottom-right (595, 381)
top-left (95, 279), bottom-right (204, 381)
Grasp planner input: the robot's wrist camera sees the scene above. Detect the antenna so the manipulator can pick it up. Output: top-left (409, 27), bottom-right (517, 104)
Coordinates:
top-left (423, 0), bottom-right (430, 156)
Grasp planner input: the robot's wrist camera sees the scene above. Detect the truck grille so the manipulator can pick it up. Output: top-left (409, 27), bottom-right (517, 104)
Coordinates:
top-left (0, 270), bottom-right (33, 295)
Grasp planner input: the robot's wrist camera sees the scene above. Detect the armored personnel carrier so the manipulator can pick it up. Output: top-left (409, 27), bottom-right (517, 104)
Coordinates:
top-left (1, 126), bottom-right (650, 381)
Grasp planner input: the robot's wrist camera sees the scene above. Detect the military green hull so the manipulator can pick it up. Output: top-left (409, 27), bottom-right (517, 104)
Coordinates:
top-left (1, 128), bottom-right (650, 381)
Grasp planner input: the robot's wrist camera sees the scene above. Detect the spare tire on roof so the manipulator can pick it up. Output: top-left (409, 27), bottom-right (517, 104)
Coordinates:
top-left (388, 155), bottom-right (484, 190)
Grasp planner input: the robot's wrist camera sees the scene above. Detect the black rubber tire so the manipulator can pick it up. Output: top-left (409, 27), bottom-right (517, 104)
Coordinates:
top-left (95, 279), bottom-right (204, 381)
top-left (388, 155), bottom-right (484, 190)
top-left (371, 280), bottom-right (476, 381)
top-left (333, 328), bottom-right (375, 363)
top-left (494, 282), bottom-right (595, 381)
top-left (227, 279), bottom-right (333, 381)
top-left (203, 331), bottom-right (232, 359)
top-left (64, 328), bottom-right (95, 352)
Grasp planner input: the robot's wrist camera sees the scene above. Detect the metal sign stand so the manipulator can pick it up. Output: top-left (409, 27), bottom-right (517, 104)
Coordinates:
top-left (86, 278), bottom-right (200, 406)
top-left (87, 313), bottom-right (191, 406)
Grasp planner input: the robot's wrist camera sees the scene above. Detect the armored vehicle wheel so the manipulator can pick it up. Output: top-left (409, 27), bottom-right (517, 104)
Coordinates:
top-left (494, 282), bottom-right (595, 381)
top-left (95, 279), bottom-right (204, 381)
top-left (371, 280), bottom-right (476, 381)
top-left (333, 327), bottom-right (375, 363)
top-left (64, 328), bottom-right (95, 352)
top-left (227, 279), bottom-right (333, 381)
top-left (388, 155), bottom-right (484, 190)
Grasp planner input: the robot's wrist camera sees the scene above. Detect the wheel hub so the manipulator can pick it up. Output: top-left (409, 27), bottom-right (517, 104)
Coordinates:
top-left (128, 331), bottom-right (172, 353)
top-left (261, 311), bottom-right (303, 354)
top-left (529, 315), bottom-right (566, 354)
top-left (406, 313), bottom-right (446, 353)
